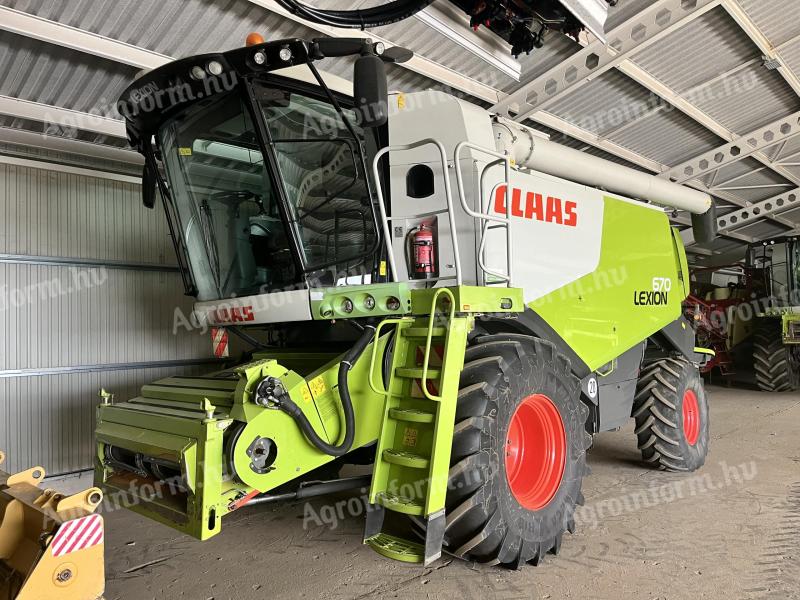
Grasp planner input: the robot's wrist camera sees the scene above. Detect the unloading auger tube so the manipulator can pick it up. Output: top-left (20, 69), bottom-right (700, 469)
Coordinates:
top-left (492, 117), bottom-right (718, 241)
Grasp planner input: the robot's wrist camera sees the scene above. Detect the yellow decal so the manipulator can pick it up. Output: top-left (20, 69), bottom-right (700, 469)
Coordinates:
top-left (301, 387), bottom-right (313, 403)
top-left (309, 376), bottom-right (327, 397)
top-left (178, 147), bottom-right (193, 156)
top-left (403, 427), bottom-right (418, 447)
top-left (379, 261), bottom-right (387, 276)
top-left (397, 93), bottom-right (406, 109)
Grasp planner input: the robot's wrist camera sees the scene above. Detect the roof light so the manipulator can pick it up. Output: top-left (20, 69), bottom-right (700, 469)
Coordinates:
top-left (246, 32), bottom-right (265, 47)
top-left (279, 47), bottom-right (292, 62)
top-left (253, 51), bottom-right (266, 65)
top-left (207, 61), bottom-right (223, 76)
top-left (190, 66), bottom-right (206, 80)
top-left (374, 42), bottom-right (385, 55)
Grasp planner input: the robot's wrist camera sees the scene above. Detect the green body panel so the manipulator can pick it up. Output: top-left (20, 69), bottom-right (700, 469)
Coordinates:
top-left (94, 286), bottom-right (514, 545)
top-left (758, 311), bottom-right (800, 344)
top-left (311, 282), bottom-right (412, 320)
top-left (530, 197), bottom-right (687, 371)
top-left (366, 288), bottom-right (518, 563)
top-left (94, 344), bottom-right (388, 540)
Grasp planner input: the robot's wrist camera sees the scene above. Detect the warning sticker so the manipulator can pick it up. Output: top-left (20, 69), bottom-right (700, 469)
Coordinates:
top-left (309, 376), bottom-right (327, 397)
top-left (178, 147), bottom-right (193, 156)
top-left (403, 427), bottom-right (418, 447)
top-left (211, 327), bottom-right (229, 358)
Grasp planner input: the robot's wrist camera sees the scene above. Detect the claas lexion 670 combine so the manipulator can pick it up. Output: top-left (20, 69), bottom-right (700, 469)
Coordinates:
top-left (95, 33), bottom-right (719, 568)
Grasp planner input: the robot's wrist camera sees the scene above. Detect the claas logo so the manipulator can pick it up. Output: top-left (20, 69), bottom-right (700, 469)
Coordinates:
top-left (212, 306), bottom-right (255, 323)
top-left (493, 186), bottom-right (578, 227)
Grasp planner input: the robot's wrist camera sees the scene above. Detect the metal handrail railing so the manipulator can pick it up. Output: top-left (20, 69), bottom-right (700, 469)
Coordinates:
top-left (372, 139), bottom-right (463, 286)
top-left (453, 141), bottom-right (514, 286)
top-left (420, 287), bottom-right (455, 402)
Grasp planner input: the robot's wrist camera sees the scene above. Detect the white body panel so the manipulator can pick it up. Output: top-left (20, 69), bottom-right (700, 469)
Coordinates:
top-left (194, 289), bottom-right (312, 326)
top-left (481, 169), bottom-right (606, 299)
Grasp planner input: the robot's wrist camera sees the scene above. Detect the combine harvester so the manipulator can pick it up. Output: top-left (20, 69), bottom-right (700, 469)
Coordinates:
top-left (95, 33), bottom-right (717, 568)
top-left (687, 237), bottom-right (800, 391)
top-left (0, 451), bottom-right (105, 599)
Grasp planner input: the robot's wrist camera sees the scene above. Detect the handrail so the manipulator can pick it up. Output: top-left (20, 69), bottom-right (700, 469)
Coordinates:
top-left (372, 139), bottom-right (463, 285)
top-left (367, 317), bottom-right (412, 396)
top-left (453, 141), bottom-right (514, 286)
top-left (420, 288), bottom-right (456, 402)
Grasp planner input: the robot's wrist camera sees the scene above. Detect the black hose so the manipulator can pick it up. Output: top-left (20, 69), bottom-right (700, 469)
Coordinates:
top-left (274, 0), bottom-right (435, 29)
top-left (266, 324), bottom-right (376, 457)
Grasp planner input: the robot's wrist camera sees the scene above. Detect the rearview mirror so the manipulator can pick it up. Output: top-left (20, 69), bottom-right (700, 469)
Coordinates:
top-left (142, 162), bottom-right (157, 209)
top-left (354, 54), bottom-right (388, 128)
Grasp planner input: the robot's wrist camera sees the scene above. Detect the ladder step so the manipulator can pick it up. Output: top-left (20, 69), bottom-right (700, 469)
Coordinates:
top-left (374, 491), bottom-right (425, 515)
top-left (395, 367), bottom-right (441, 379)
top-left (382, 449), bottom-right (430, 469)
top-left (402, 327), bottom-right (447, 338)
top-left (365, 533), bottom-right (424, 563)
top-left (389, 408), bottom-right (435, 424)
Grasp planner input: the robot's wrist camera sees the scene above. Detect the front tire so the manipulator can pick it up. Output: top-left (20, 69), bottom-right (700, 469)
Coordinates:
top-left (632, 356), bottom-right (710, 472)
top-left (425, 333), bottom-right (590, 568)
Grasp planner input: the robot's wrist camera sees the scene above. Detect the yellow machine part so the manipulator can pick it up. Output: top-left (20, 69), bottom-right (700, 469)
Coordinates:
top-left (0, 451), bottom-right (105, 600)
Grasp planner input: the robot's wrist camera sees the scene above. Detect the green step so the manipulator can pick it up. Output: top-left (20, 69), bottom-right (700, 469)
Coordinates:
top-left (395, 367), bottom-right (441, 380)
top-left (402, 326), bottom-right (447, 338)
top-left (374, 492), bottom-right (425, 515)
top-left (389, 408), bottom-right (435, 424)
top-left (382, 449), bottom-right (430, 469)
top-left (365, 533), bottom-right (424, 563)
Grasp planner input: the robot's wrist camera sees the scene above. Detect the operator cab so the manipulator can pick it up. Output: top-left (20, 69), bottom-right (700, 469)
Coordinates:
top-left (119, 38), bottom-right (398, 321)
top-left (747, 236), bottom-right (800, 306)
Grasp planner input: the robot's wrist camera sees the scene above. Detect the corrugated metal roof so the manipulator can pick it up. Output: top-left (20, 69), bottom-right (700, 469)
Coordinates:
top-left (780, 38), bottom-right (800, 87)
top-left (0, 30), bottom-right (136, 115)
top-left (690, 63), bottom-right (800, 134)
top-left (608, 107), bottom-right (724, 166)
top-left (546, 70), bottom-right (655, 136)
top-left (633, 8), bottom-right (758, 95)
top-left (731, 218), bottom-right (791, 238)
top-left (713, 168), bottom-right (795, 203)
top-left (738, 0), bottom-right (800, 47)
top-left (1, 0), bottom-right (799, 254)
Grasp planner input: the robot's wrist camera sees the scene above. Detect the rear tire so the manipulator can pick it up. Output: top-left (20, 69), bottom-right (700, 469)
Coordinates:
top-left (753, 319), bottom-right (800, 392)
top-left (632, 356), bottom-right (709, 472)
top-left (421, 333), bottom-right (590, 568)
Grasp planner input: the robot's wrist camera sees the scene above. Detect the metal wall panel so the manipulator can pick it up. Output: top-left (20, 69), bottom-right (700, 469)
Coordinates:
top-left (0, 161), bottom-right (212, 475)
top-left (0, 365), bottom-right (209, 475)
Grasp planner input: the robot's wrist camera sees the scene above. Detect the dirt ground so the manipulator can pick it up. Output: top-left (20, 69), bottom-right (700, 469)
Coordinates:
top-left (101, 385), bottom-right (800, 600)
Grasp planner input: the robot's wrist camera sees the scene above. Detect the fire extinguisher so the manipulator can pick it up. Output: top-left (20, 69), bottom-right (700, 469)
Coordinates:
top-left (410, 223), bottom-right (436, 279)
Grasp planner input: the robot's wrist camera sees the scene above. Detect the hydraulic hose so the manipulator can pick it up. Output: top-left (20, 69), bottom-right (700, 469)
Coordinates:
top-left (260, 324), bottom-right (376, 457)
top-left (274, 0), bottom-right (435, 29)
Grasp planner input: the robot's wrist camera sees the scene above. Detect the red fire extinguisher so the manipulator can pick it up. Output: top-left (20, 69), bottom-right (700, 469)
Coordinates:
top-left (411, 224), bottom-right (436, 279)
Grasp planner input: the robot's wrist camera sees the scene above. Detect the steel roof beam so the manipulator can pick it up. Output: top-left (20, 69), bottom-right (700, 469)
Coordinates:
top-left (0, 95), bottom-right (126, 139)
top-left (721, 0), bottom-right (800, 99)
top-left (413, 2), bottom-right (522, 80)
top-left (662, 111), bottom-right (800, 183)
top-left (718, 188), bottom-right (800, 232)
top-left (491, 0), bottom-right (723, 120)
top-left (0, 126), bottom-right (141, 165)
top-left (251, 0), bottom-right (502, 104)
top-left (0, 6), bottom-right (169, 70)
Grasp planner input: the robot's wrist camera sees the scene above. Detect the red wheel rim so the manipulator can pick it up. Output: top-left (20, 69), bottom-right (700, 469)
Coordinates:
top-left (504, 394), bottom-right (567, 511)
top-left (682, 389), bottom-right (700, 446)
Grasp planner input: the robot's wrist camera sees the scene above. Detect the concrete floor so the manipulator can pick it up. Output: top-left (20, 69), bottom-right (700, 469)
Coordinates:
top-left (103, 385), bottom-right (800, 600)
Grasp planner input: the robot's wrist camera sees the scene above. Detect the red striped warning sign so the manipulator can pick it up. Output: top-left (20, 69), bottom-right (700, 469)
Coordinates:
top-left (211, 327), bottom-right (229, 358)
top-left (51, 514), bottom-right (104, 557)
